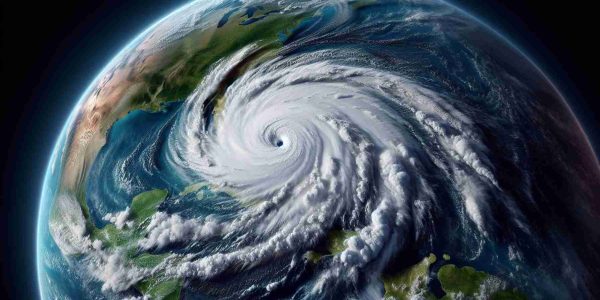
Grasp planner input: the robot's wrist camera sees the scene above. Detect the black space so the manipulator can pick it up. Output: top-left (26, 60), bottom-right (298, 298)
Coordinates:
top-left (1, 1), bottom-right (598, 299)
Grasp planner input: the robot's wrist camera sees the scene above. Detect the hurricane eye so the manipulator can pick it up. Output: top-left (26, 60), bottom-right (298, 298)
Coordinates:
top-left (276, 140), bottom-right (284, 147)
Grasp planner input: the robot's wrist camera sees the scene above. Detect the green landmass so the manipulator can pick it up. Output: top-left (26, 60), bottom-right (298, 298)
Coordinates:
top-left (303, 230), bottom-right (357, 264)
top-left (382, 254), bottom-right (437, 300)
top-left (89, 189), bottom-right (167, 248)
top-left (327, 230), bottom-right (358, 254)
top-left (137, 277), bottom-right (182, 300)
top-left (130, 189), bottom-right (168, 223)
top-left (437, 264), bottom-right (488, 297)
top-left (437, 263), bottom-right (529, 299)
top-left (130, 6), bottom-right (310, 112)
top-left (131, 252), bottom-right (182, 299)
top-left (132, 253), bottom-right (171, 269)
top-left (382, 254), bottom-right (528, 300)
top-left (87, 188), bottom-right (182, 298)
top-left (90, 223), bottom-right (131, 248)
top-left (304, 251), bottom-right (324, 264)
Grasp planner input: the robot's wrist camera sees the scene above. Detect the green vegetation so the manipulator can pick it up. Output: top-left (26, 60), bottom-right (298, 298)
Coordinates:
top-left (130, 189), bottom-right (168, 223)
top-left (130, 7), bottom-right (310, 111)
top-left (327, 230), bottom-right (358, 254)
top-left (303, 230), bottom-right (357, 264)
top-left (132, 253), bottom-right (171, 269)
top-left (86, 188), bottom-right (182, 299)
top-left (137, 277), bottom-right (182, 300)
top-left (89, 189), bottom-right (167, 248)
top-left (90, 224), bottom-right (131, 248)
top-left (437, 264), bottom-right (488, 296)
top-left (130, 240), bottom-right (182, 299)
top-left (304, 251), bottom-right (324, 264)
top-left (382, 254), bottom-right (437, 300)
top-left (381, 254), bottom-right (528, 300)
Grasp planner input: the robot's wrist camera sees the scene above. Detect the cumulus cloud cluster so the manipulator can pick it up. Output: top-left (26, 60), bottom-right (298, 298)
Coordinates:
top-left (85, 250), bottom-right (152, 293)
top-left (103, 207), bottom-right (133, 230)
top-left (138, 212), bottom-right (225, 250)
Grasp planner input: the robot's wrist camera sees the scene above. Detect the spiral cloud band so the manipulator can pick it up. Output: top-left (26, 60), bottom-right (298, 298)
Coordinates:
top-left (161, 46), bottom-right (522, 286)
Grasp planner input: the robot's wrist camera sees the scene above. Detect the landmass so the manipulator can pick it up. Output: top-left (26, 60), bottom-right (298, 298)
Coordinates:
top-left (304, 234), bottom-right (528, 300)
top-left (383, 255), bottom-right (527, 300)
top-left (382, 254), bottom-right (437, 300)
top-left (90, 188), bottom-right (182, 299)
top-left (436, 264), bottom-right (526, 300)
top-left (304, 229), bottom-right (358, 263)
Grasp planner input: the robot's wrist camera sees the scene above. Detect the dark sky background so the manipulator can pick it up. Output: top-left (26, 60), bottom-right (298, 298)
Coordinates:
top-left (1, 0), bottom-right (598, 298)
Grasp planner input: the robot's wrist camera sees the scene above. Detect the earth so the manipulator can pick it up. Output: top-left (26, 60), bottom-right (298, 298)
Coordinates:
top-left (37, 0), bottom-right (600, 299)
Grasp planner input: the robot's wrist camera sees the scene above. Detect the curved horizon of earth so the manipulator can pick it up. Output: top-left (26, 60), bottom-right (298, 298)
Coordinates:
top-left (37, 0), bottom-right (600, 299)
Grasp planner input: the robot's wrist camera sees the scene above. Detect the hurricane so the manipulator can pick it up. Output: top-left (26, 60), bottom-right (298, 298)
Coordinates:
top-left (168, 45), bottom-right (509, 275)
top-left (37, 1), bottom-right (600, 299)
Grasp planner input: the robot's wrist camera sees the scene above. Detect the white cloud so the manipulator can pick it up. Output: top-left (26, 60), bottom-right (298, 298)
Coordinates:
top-left (103, 207), bottom-right (133, 230)
top-left (138, 212), bottom-right (225, 250)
